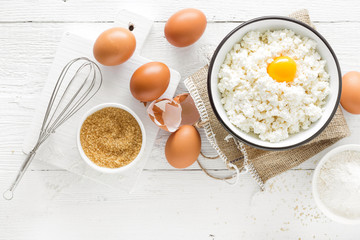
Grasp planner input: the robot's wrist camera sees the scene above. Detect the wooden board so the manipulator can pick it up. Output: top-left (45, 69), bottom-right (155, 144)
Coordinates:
top-left (1, 1), bottom-right (360, 239)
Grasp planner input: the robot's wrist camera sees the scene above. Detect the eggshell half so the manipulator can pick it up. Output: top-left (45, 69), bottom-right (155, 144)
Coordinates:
top-left (174, 93), bottom-right (200, 125)
top-left (147, 99), bottom-right (182, 132)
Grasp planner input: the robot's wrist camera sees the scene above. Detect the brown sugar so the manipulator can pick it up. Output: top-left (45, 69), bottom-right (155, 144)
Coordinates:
top-left (80, 107), bottom-right (142, 168)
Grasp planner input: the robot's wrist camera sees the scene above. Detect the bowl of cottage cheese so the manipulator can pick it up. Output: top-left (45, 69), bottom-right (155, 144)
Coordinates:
top-left (208, 16), bottom-right (341, 150)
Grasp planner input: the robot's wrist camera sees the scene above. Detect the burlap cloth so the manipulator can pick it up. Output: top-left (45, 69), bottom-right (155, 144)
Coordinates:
top-left (184, 9), bottom-right (350, 189)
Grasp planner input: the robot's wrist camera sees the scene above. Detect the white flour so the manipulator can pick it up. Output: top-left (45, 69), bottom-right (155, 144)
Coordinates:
top-left (317, 150), bottom-right (360, 219)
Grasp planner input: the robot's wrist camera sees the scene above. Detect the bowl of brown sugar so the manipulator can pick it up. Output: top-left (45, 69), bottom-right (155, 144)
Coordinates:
top-left (77, 103), bottom-right (146, 173)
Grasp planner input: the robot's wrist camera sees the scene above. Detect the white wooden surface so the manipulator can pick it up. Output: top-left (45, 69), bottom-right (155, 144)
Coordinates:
top-left (1, 1), bottom-right (360, 239)
top-left (22, 11), bottom-right (181, 192)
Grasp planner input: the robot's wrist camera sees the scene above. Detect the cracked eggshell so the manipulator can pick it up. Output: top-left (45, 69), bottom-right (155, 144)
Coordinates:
top-left (174, 93), bottom-right (200, 125)
top-left (147, 99), bottom-right (182, 132)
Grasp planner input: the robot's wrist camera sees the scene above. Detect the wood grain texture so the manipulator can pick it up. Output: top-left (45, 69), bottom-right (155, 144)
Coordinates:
top-left (0, 169), bottom-right (358, 240)
top-left (1, 1), bottom-right (360, 239)
top-left (1, 22), bottom-right (360, 171)
top-left (0, 0), bottom-right (360, 22)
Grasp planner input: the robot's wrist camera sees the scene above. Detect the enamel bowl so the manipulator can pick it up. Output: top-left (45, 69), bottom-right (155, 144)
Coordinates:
top-left (208, 16), bottom-right (341, 150)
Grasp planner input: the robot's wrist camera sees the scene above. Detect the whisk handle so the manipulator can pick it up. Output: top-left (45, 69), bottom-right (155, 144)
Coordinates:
top-left (3, 150), bottom-right (37, 200)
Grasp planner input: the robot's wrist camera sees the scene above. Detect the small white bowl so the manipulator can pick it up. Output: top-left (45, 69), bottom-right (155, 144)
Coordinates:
top-left (77, 103), bottom-right (146, 173)
top-left (312, 144), bottom-right (360, 224)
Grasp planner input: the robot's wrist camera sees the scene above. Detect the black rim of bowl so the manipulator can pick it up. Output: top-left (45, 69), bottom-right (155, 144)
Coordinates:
top-left (207, 16), bottom-right (342, 151)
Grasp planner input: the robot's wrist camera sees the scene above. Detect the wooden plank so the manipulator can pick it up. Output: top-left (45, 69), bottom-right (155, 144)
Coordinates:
top-left (1, 169), bottom-right (359, 239)
top-left (1, 22), bottom-right (360, 172)
top-left (1, 0), bottom-right (360, 22)
top-left (2, 3), bottom-right (360, 239)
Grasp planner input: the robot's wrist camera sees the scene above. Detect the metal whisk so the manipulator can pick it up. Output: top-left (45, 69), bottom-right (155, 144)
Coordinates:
top-left (3, 57), bottom-right (103, 200)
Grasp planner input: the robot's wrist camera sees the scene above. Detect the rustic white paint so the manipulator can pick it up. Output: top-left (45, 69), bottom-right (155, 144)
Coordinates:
top-left (21, 10), bottom-right (182, 192)
top-left (1, 1), bottom-right (360, 239)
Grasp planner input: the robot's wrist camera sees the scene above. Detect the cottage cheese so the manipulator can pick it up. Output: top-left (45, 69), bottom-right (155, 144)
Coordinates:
top-left (218, 29), bottom-right (330, 142)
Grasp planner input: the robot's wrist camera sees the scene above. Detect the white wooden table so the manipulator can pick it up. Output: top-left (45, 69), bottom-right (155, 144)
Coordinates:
top-left (1, 1), bottom-right (360, 239)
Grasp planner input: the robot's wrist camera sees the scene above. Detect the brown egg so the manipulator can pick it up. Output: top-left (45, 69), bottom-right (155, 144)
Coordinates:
top-left (165, 125), bottom-right (201, 169)
top-left (130, 62), bottom-right (170, 102)
top-left (93, 27), bottom-right (136, 66)
top-left (341, 71), bottom-right (360, 114)
top-left (164, 8), bottom-right (207, 47)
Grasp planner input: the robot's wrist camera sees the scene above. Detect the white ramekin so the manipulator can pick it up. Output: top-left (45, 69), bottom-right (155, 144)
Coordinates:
top-left (312, 144), bottom-right (360, 224)
top-left (77, 103), bottom-right (146, 173)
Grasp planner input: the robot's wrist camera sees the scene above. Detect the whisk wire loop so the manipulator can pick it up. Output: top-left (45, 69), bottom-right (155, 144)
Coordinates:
top-left (3, 57), bottom-right (103, 200)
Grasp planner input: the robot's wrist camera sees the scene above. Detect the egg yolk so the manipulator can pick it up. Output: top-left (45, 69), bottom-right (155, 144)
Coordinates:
top-left (267, 56), bottom-right (297, 83)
